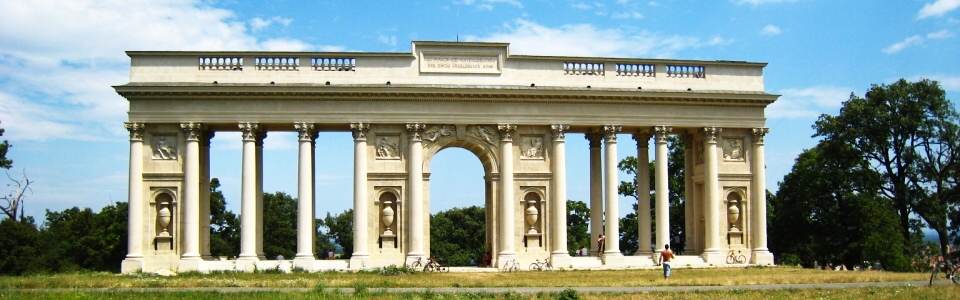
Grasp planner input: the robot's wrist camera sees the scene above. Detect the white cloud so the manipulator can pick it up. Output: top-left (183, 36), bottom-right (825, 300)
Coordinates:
top-left (927, 29), bottom-right (953, 39)
top-left (465, 19), bottom-right (732, 58)
top-left (883, 30), bottom-right (953, 54)
top-left (883, 35), bottom-right (924, 54)
top-left (760, 24), bottom-right (782, 36)
top-left (767, 86), bottom-right (853, 119)
top-left (0, 1), bottom-right (339, 141)
top-left (918, 0), bottom-right (960, 19)
top-left (612, 11), bottom-right (645, 20)
top-left (250, 16), bottom-right (293, 32)
top-left (907, 74), bottom-right (960, 92)
top-left (455, 0), bottom-right (523, 11)
top-left (378, 34), bottom-right (398, 47)
top-left (731, 0), bottom-right (798, 6)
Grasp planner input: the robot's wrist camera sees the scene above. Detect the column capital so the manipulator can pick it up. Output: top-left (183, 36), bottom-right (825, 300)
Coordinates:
top-left (180, 122), bottom-right (203, 141)
top-left (703, 127), bottom-right (722, 144)
top-left (653, 126), bottom-right (672, 144)
top-left (238, 122), bottom-right (261, 142)
top-left (351, 122), bottom-right (372, 141)
top-left (551, 124), bottom-right (570, 141)
top-left (124, 122), bottom-right (145, 141)
top-left (497, 124), bottom-right (516, 142)
top-left (602, 125), bottom-right (621, 142)
top-left (403, 123), bottom-right (424, 142)
top-left (752, 127), bottom-right (769, 144)
top-left (633, 131), bottom-right (652, 147)
top-left (294, 122), bottom-right (318, 142)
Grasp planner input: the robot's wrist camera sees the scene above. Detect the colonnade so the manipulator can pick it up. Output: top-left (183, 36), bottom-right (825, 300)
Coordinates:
top-left (124, 122), bottom-right (772, 271)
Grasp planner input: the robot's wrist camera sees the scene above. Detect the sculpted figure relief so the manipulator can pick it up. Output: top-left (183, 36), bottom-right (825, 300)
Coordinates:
top-left (152, 135), bottom-right (177, 160)
top-left (722, 138), bottom-right (744, 161)
top-left (423, 125), bottom-right (455, 143)
top-left (520, 136), bottom-right (544, 159)
top-left (471, 125), bottom-right (496, 145)
top-left (376, 136), bottom-right (400, 159)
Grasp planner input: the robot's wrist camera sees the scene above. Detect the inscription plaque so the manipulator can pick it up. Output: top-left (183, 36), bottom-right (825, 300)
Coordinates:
top-left (420, 54), bottom-right (500, 74)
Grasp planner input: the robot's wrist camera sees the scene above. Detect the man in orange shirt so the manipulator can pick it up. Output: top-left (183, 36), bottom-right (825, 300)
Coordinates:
top-left (659, 244), bottom-right (674, 279)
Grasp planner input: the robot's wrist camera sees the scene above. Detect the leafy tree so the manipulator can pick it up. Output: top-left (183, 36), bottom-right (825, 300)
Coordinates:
top-left (770, 141), bottom-right (909, 271)
top-left (38, 202), bottom-right (128, 272)
top-left (320, 209), bottom-right (353, 258)
top-left (430, 206), bottom-right (485, 266)
top-left (814, 79), bottom-right (960, 256)
top-left (208, 178), bottom-right (239, 257)
top-left (618, 135), bottom-right (686, 254)
top-left (566, 200), bottom-right (590, 255)
top-left (0, 217), bottom-right (41, 274)
top-left (0, 121), bottom-right (12, 169)
top-left (262, 192), bottom-right (297, 259)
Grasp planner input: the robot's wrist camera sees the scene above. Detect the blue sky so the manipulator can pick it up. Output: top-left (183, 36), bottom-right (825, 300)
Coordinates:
top-left (1, 0), bottom-right (958, 221)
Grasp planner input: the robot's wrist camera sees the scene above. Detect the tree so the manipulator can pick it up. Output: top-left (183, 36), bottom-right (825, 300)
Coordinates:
top-left (0, 121), bottom-right (12, 169)
top-left (320, 209), bottom-right (353, 258)
top-left (38, 202), bottom-right (129, 272)
top-left (770, 141), bottom-right (909, 270)
top-left (814, 79), bottom-right (960, 257)
top-left (0, 170), bottom-right (31, 221)
top-left (262, 192), bottom-right (297, 259)
top-left (618, 135), bottom-right (686, 253)
top-left (566, 200), bottom-right (590, 255)
top-left (430, 206), bottom-right (485, 266)
top-left (208, 178), bottom-right (239, 257)
top-left (0, 217), bottom-right (41, 274)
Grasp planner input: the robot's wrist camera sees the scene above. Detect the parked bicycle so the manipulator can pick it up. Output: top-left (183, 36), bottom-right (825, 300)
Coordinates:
top-left (500, 258), bottom-right (519, 272)
top-left (726, 249), bottom-right (747, 265)
top-left (929, 254), bottom-right (960, 286)
top-left (424, 257), bottom-right (449, 273)
top-left (529, 258), bottom-right (552, 271)
top-left (408, 257), bottom-right (425, 270)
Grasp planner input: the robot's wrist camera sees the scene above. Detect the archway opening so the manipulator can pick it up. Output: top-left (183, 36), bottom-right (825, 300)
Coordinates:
top-left (426, 147), bottom-right (489, 267)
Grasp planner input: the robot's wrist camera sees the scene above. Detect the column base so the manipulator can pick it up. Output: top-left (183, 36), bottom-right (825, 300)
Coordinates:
top-left (236, 256), bottom-right (260, 272)
top-left (701, 249), bottom-right (725, 266)
top-left (751, 249), bottom-right (775, 265)
top-left (349, 255), bottom-right (370, 270)
top-left (177, 256), bottom-right (203, 273)
top-left (550, 252), bottom-right (571, 269)
top-left (292, 256), bottom-right (316, 272)
top-left (601, 251), bottom-right (624, 265)
top-left (121, 257), bottom-right (145, 274)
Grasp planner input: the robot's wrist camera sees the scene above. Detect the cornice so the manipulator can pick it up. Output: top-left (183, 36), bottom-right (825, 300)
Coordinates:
top-left (114, 84), bottom-right (779, 106)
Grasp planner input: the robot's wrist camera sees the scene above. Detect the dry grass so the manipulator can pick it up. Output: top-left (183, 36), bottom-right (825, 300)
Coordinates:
top-left (0, 266), bottom-right (930, 289)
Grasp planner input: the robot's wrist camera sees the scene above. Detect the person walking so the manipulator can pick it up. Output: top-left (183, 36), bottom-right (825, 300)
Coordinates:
top-left (659, 244), bottom-right (675, 279)
top-left (596, 233), bottom-right (606, 255)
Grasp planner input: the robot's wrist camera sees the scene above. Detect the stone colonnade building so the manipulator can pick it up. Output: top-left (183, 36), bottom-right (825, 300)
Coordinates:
top-left (116, 41), bottom-right (777, 273)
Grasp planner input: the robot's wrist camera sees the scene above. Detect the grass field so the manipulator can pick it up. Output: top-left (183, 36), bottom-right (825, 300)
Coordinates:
top-left (1, 285), bottom-right (958, 300)
top-left (0, 266), bottom-right (930, 289)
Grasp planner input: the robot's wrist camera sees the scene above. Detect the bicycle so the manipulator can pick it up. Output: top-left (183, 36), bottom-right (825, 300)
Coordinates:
top-left (929, 255), bottom-right (960, 286)
top-left (499, 258), bottom-right (519, 272)
top-left (424, 257), bottom-right (449, 273)
top-left (408, 257), bottom-right (425, 271)
top-left (726, 250), bottom-right (747, 265)
top-left (529, 258), bottom-right (552, 271)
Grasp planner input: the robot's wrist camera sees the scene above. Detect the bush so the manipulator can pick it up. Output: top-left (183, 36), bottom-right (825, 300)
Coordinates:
top-left (557, 288), bottom-right (580, 300)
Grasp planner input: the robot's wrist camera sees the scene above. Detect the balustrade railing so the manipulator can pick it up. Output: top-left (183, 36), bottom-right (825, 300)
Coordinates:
top-left (615, 63), bottom-right (656, 77)
top-left (666, 65), bottom-right (706, 78)
top-left (199, 57), bottom-right (243, 71)
top-left (311, 57), bottom-right (356, 71)
top-left (563, 62), bottom-right (605, 75)
top-left (255, 57), bottom-right (299, 71)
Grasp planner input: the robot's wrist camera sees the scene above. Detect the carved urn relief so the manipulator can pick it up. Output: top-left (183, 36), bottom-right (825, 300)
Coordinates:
top-left (381, 202), bottom-right (395, 236)
top-left (525, 203), bottom-right (539, 234)
top-left (727, 198), bottom-right (741, 232)
top-left (158, 203), bottom-right (172, 237)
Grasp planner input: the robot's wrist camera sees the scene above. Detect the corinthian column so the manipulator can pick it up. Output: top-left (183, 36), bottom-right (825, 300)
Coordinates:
top-left (654, 126), bottom-right (672, 254)
top-left (178, 122), bottom-right (203, 271)
top-left (585, 132), bottom-right (602, 256)
top-left (255, 131), bottom-right (266, 258)
top-left (351, 123), bottom-right (371, 268)
top-left (702, 127), bottom-right (723, 264)
top-left (751, 128), bottom-right (774, 265)
top-left (497, 124), bottom-right (517, 267)
top-left (405, 123), bottom-right (426, 264)
top-left (122, 122), bottom-right (145, 274)
top-left (294, 122), bottom-right (318, 269)
top-left (237, 122), bottom-right (260, 269)
top-left (602, 125), bottom-right (623, 262)
top-left (633, 131), bottom-right (652, 255)
top-left (550, 124), bottom-right (570, 265)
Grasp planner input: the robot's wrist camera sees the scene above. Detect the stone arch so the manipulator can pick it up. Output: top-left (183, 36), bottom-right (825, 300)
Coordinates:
top-left (421, 125), bottom-right (499, 175)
